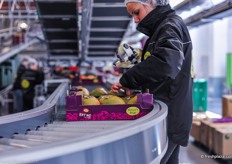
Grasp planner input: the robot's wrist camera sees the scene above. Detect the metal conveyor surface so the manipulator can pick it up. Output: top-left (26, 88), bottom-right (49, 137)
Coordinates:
top-left (0, 82), bottom-right (168, 164)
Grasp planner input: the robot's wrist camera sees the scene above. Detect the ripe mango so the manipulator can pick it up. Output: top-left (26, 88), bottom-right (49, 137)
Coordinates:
top-left (127, 95), bottom-right (137, 104)
top-left (82, 96), bottom-right (100, 105)
top-left (90, 87), bottom-right (108, 97)
top-left (100, 95), bottom-right (125, 105)
top-left (74, 86), bottom-right (90, 96)
top-left (98, 95), bottom-right (113, 104)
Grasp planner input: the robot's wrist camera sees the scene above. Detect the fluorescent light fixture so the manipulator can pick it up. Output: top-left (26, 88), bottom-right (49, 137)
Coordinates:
top-left (211, 0), bottom-right (226, 5)
top-left (169, 0), bottom-right (185, 7)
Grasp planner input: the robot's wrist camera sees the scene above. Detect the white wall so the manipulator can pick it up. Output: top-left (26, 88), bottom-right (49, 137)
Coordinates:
top-left (189, 24), bottom-right (212, 79)
top-left (210, 19), bottom-right (227, 77)
top-left (189, 18), bottom-right (229, 79)
top-left (189, 17), bottom-right (232, 97)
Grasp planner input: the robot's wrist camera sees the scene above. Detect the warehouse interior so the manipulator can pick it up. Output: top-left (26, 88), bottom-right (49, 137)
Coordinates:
top-left (0, 0), bottom-right (232, 163)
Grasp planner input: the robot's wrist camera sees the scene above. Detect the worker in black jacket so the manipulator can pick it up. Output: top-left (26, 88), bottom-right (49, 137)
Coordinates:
top-left (111, 0), bottom-right (193, 163)
top-left (13, 58), bottom-right (44, 111)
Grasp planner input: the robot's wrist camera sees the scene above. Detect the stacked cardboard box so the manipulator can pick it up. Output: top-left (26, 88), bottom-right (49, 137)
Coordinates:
top-left (214, 127), bottom-right (232, 156)
top-left (190, 121), bottom-right (201, 142)
top-left (191, 111), bottom-right (221, 143)
top-left (199, 119), bottom-right (232, 153)
top-left (222, 95), bottom-right (232, 117)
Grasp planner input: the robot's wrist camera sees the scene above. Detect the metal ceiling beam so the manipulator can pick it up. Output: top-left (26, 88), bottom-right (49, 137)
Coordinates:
top-left (174, 0), bottom-right (205, 12)
top-left (0, 39), bottom-right (39, 64)
top-left (88, 51), bottom-right (114, 55)
top-left (91, 16), bottom-right (131, 21)
top-left (185, 0), bottom-right (232, 28)
top-left (85, 56), bottom-right (115, 61)
top-left (49, 50), bottom-right (78, 52)
top-left (48, 56), bottom-right (79, 60)
top-left (81, 0), bottom-right (93, 62)
top-left (0, 15), bottom-right (37, 19)
top-left (44, 29), bottom-right (77, 32)
top-left (89, 37), bottom-right (121, 41)
top-left (89, 28), bottom-right (126, 32)
top-left (93, 3), bottom-right (125, 8)
top-left (89, 45), bottom-right (118, 48)
top-left (39, 15), bottom-right (76, 19)
top-left (46, 40), bottom-right (77, 43)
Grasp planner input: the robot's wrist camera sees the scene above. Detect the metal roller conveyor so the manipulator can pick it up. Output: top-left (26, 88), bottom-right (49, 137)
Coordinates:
top-left (38, 126), bottom-right (113, 133)
top-left (27, 130), bottom-right (90, 138)
top-left (51, 120), bottom-right (127, 126)
top-left (0, 82), bottom-right (168, 164)
top-left (46, 122), bottom-right (122, 129)
top-left (0, 144), bottom-right (21, 152)
top-left (12, 134), bottom-right (63, 143)
top-left (0, 138), bottom-right (42, 148)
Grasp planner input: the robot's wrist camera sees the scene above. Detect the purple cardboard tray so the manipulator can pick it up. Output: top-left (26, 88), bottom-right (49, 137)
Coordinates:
top-left (213, 117), bottom-right (232, 123)
top-left (66, 92), bottom-right (154, 121)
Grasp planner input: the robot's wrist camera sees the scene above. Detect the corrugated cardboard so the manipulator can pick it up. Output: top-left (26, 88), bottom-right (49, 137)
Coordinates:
top-left (222, 95), bottom-right (232, 117)
top-left (190, 121), bottom-right (201, 142)
top-left (208, 123), bottom-right (232, 151)
top-left (214, 127), bottom-right (232, 156)
top-left (200, 119), bottom-right (232, 150)
top-left (200, 120), bottom-right (211, 147)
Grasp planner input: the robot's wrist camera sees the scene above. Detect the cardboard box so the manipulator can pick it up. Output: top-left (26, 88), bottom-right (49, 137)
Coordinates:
top-left (208, 123), bottom-right (232, 151)
top-left (214, 127), bottom-right (232, 156)
top-left (200, 119), bottom-right (232, 150)
top-left (200, 120), bottom-right (211, 147)
top-left (192, 112), bottom-right (220, 144)
top-left (66, 91), bottom-right (154, 121)
top-left (190, 121), bottom-right (201, 142)
top-left (222, 95), bottom-right (232, 117)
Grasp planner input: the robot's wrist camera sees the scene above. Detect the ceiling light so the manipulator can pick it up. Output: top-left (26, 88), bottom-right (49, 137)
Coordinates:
top-left (169, 0), bottom-right (185, 7)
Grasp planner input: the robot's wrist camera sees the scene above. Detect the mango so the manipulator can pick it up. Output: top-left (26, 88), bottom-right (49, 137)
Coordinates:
top-left (82, 96), bottom-right (100, 105)
top-left (80, 87), bottom-right (90, 96)
top-left (127, 95), bottom-right (137, 104)
top-left (98, 95), bottom-right (113, 104)
top-left (90, 87), bottom-right (108, 97)
top-left (72, 86), bottom-right (90, 96)
top-left (101, 95), bottom-right (125, 105)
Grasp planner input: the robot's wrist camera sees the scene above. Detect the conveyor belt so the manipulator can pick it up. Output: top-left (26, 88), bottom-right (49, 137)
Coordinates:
top-left (0, 82), bottom-right (168, 164)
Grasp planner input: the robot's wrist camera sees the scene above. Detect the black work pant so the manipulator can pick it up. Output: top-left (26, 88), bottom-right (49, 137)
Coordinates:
top-left (160, 139), bottom-right (180, 164)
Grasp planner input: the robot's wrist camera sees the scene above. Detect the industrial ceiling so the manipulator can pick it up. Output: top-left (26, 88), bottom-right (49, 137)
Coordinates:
top-left (1, 0), bottom-right (232, 62)
top-left (33, 0), bottom-right (131, 61)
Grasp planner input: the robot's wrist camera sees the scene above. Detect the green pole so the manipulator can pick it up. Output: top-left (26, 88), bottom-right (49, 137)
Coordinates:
top-left (226, 53), bottom-right (232, 93)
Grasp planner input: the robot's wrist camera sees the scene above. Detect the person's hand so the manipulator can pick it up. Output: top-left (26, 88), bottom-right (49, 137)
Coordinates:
top-left (111, 82), bottom-right (132, 96)
top-left (111, 82), bottom-right (121, 93)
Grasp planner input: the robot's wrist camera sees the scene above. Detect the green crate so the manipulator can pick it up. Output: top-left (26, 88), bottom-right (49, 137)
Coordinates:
top-left (193, 79), bottom-right (207, 112)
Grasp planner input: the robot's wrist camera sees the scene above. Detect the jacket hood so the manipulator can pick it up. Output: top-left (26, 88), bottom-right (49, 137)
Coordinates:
top-left (136, 4), bottom-right (175, 36)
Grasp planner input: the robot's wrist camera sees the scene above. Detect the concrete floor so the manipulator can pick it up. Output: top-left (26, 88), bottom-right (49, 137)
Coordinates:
top-left (179, 138), bottom-right (223, 164)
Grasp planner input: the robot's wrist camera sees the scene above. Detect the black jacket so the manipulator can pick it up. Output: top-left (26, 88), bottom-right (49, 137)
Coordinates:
top-left (120, 5), bottom-right (193, 146)
top-left (13, 66), bottom-right (44, 98)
